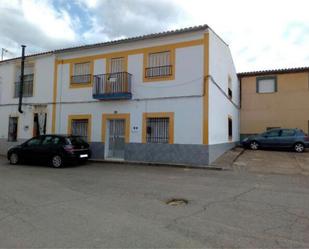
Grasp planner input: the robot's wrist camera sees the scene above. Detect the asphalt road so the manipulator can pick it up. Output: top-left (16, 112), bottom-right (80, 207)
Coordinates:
top-left (0, 156), bottom-right (309, 248)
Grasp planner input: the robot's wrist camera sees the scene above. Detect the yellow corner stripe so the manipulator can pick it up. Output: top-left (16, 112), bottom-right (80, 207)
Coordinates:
top-left (51, 59), bottom-right (58, 133)
top-left (203, 33), bottom-right (209, 145)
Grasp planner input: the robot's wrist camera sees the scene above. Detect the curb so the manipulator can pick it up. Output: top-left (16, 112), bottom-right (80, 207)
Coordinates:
top-left (89, 159), bottom-right (223, 171)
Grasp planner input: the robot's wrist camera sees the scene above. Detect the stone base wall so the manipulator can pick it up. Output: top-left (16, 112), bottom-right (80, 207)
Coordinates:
top-left (1, 139), bottom-right (237, 167)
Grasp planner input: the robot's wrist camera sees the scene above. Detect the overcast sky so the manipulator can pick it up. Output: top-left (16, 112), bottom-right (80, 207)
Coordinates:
top-left (0, 0), bottom-right (308, 72)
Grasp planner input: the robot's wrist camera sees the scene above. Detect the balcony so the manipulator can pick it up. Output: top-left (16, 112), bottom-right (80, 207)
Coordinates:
top-left (93, 72), bottom-right (132, 100)
top-left (145, 65), bottom-right (172, 78)
top-left (14, 74), bottom-right (34, 98)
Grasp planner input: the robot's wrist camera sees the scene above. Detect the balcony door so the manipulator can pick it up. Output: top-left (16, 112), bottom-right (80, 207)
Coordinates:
top-left (105, 119), bottom-right (125, 160)
top-left (108, 57), bottom-right (126, 93)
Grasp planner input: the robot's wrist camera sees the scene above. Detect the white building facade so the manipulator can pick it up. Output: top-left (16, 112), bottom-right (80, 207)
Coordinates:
top-left (0, 25), bottom-right (239, 166)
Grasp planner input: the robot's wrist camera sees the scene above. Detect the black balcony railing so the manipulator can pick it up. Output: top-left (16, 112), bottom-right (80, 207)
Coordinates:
top-left (71, 74), bottom-right (91, 84)
top-left (145, 65), bottom-right (173, 78)
top-left (93, 72), bottom-right (132, 100)
top-left (14, 74), bottom-right (34, 98)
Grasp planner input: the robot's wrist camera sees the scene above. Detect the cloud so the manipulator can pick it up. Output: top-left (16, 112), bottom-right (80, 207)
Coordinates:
top-left (0, 0), bottom-right (77, 58)
top-left (0, 0), bottom-right (308, 71)
top-left (78, 0), bottom-right (183, 41)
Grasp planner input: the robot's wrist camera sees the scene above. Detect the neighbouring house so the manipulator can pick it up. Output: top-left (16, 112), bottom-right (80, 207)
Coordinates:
top-left (238, 67), bottom-right (309, 140)
top-left (0, 25), bottom-right (240, 166)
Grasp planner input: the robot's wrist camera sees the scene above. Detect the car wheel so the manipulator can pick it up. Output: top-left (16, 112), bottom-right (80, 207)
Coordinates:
top-left (294, 143), bottom-right (305, 153)
top-left (249, 141), bottom-right (259, 150)
top-left (9, 153), bottom-right (19, 165)
top-left (51, 155), bottom-right (63, 168)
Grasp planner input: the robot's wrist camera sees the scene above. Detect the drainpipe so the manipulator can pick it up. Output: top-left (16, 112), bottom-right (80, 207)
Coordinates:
top-left (18, 45), bottom-right (26, 113)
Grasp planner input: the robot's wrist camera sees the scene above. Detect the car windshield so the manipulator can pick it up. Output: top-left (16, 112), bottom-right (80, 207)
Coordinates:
top-left (67, 136), bottom-right (88, 146)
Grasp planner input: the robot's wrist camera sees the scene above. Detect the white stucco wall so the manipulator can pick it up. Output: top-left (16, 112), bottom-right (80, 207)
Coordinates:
top-left (55, 97), bottom-right (203, 144)
top-left (0, 55), bottom-right (55, 105)
top-left (56, 45), bottom-right (204, 102)
top-left (0, 104), bottom-right (53, 140)
top-left (52, 31), bottom-right (205, 145)
top-left (208, 29), bottom-right (240, 145)
top-left (0, 55), bottom-right (55, 140)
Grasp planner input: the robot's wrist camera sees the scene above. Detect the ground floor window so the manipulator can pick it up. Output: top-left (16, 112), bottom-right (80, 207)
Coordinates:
top-left (8, 117), bottom-right (18, 142)
top-left (71, 119), bottom-right (89, 141)
top-left (68, 115), bottom-right (91, 142)
top-left (146, 117), bottom-right (169, 143)
top-left (228, 116), bottom-right (233, 140)
top-left (143, 112), bottom-right (174, 144)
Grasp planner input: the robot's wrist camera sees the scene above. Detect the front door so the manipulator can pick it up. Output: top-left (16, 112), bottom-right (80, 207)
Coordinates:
top-left (106, 119), bottom-right (125, 159)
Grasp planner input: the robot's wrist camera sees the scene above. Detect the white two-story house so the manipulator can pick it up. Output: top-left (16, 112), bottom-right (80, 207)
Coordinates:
top-left (0, 25), bottom-right (239, 166)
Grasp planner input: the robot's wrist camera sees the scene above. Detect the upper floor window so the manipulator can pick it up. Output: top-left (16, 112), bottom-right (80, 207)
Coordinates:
top-left (109, 57), bottom-right (125, 73)
top-left (228, 75), bottom-right (232, 99)
top-left (14, 65), bottom-right (34, 98)
top-left (71, 61), bottom-right (92, 85)
top-left (145, 51), bottom-right (172, 78)
top-left (256, 76), bottom-right (277, 93)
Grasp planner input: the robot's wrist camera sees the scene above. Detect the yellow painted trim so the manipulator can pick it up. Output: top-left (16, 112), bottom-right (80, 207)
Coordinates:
top-left (69, 60), bottom-right (94, 88)
top-left (143, 48), bottom-right (175, 82)
top-left (51, 60), bottom-right (58, 133)
top-left (57, 39), bottom-right (204, 65)
top-left (228, 115), bottom-right (233, 141)
top-left (67, 114), bottom-right (92, 142)
top-left (101, 113), bottom-right (130, 143)
top-left (142, 112), bottom-right (174, 144)
top-left (203, 33), bottom-right (209, 144)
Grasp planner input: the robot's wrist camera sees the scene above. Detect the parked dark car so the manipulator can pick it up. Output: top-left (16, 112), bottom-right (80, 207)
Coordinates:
top-left (7, 135), bottom-right (91, 168)
top-left (242, 128), bottom-right (309, 152)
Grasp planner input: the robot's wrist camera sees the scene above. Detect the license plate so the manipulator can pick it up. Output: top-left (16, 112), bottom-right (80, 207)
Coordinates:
top-left (80, 154), bottom-right (88, 158)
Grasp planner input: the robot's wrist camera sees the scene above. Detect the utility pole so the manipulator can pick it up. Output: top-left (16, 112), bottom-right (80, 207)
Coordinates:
top-left (1, 48), bottom-right (9, 60)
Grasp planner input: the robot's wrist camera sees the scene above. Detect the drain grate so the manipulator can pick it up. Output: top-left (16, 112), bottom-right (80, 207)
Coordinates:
top-left (166, 198), bottom-right (188, 206)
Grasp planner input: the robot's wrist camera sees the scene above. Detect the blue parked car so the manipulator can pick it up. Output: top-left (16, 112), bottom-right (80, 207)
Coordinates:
top-left (242, 128), bottom-right (309, 153)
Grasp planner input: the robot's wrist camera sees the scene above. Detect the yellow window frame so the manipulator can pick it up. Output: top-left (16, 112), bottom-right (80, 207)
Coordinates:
top-left (142, 112), bottom-right (174, 144)
top-left (69, 60), bottom-right (94, 88)
top-left (67, 114), bottom-right (92, 142)
top-left (143, 48), bottom-right (175, 82)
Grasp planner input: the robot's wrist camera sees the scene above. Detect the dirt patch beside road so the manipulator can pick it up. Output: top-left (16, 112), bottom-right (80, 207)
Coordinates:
top-left (233, 149), bottom-right (309, 175)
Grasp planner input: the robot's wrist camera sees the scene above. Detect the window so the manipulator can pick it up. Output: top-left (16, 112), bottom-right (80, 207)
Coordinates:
top-left (26, 137), bottom-right (41, 146)
top-left (109, 57), bottom-right (125, 73)
top-left (143, 112), bottom-right (174, 144)
top-left (228, 117), bottom-right (233, 139)
top-left (8, 117), bottom-right (18, 142)
top-left (265, 130), bottom-right (280, 137)
top-left (256, 76), bottom-right (277, 93)
top-left (14, 65), bottom-right (34, 98)
top-left (71, 62), bottom-right (91, 84)
top-left (145, 51), bottom-right (172, 78)
top-left (42, 136), bottom-right (54, 145)
top-left (146, 117), bottom-right (169, 143)
top-left (228, 76), bottom-right (232, 99)
top-left (267, 127), bottom-right (280, 131)
top-left (71, 119), bottom-right (89, 141)
top-left (281, 129), bottom-right (296, 137)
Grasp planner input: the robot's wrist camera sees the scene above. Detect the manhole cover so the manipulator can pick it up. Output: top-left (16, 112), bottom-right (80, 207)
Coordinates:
top-left (166, 198), bottom-right (188, 206)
